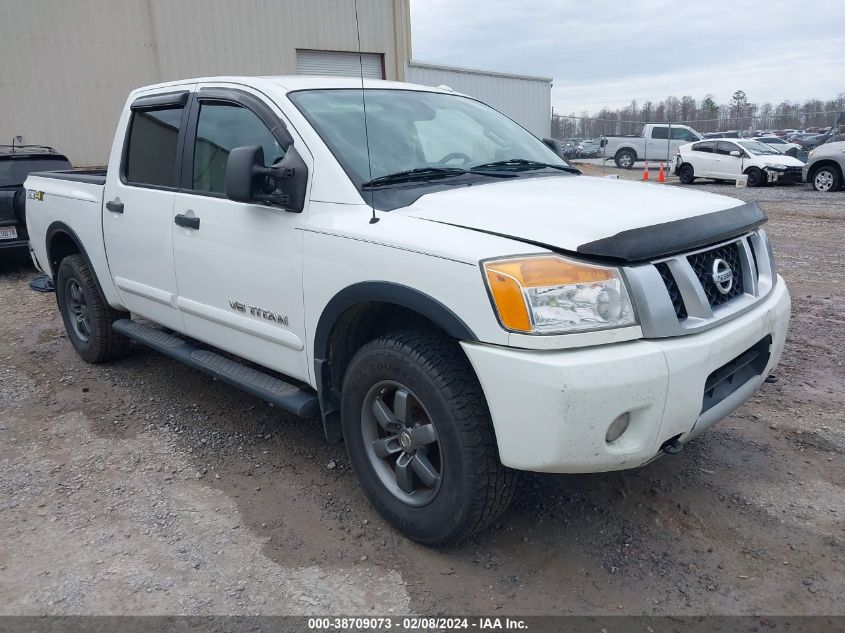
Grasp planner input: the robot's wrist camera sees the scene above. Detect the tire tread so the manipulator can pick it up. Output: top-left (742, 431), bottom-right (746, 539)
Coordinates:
top-left (57, 254), bottom-right (130, 363)
top-left (348, 330), bottom-right (516, 543)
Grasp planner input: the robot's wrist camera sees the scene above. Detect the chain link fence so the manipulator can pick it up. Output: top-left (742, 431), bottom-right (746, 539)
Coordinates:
top-left (551, 109), bottom-right (844, 169)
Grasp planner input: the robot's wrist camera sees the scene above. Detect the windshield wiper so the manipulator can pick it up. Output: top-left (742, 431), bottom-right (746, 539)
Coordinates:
top-left (362, 167), bottom-right (468, 188)
top-left (471, 159), bottom-right (580, 174)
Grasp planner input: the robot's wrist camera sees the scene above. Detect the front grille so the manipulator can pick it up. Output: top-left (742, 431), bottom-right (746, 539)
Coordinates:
top-left (748, 237), bottom-right (758, 274)
top-left (656, 262), bottom-right (687, 319)
top-left (627, 230), bottom-right (774, 337)
top-left (688, 242), bottom-right (744, 308)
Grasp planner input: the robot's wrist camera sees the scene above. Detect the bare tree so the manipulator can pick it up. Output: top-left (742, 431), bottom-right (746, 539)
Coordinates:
top-left (665, 96), bottom-right (681, 122)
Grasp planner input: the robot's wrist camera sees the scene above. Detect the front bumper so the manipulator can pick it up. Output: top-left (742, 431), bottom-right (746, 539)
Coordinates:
top-left (766, 166), bottom-right (802, 184)
top-left (462, 277), bottom-right (790, 473)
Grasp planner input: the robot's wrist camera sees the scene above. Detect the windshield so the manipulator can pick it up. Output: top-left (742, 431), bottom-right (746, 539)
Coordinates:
top-left (737, 140), bottom-right (781, 156)
top-left (289, 89), bottom-right (567, 185)
top-left (0, 156), bottom-right (72, 187)
top-left (759, 137), bottom-right (784, 144)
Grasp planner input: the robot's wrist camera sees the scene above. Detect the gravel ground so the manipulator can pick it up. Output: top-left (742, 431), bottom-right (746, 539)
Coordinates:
top-left (1, 176), bottom-right (843, 616)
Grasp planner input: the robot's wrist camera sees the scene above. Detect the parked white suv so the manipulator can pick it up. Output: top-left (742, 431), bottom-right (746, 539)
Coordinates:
top-left (25, 77), bottom-right (790, 543)
top-left (675, 139), bottom-right (805, 187)
top-left (802, 140), bottom-right (845, 192)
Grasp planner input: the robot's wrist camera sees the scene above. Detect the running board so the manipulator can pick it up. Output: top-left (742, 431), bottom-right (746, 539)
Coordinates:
top-left (112, 319), bottom-right (320, 418)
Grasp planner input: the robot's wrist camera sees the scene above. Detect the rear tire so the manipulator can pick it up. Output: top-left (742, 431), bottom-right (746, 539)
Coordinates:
top-left (678, 163), bottom-right (695, 184)
top-left (341, 330), bottom-right (516, 544)
top-left (811, 165), bottom-right (842, 192)
top-left (614, 149), bottom-right (636, 169)
top-left (56, 254), bottom-right (130, 363)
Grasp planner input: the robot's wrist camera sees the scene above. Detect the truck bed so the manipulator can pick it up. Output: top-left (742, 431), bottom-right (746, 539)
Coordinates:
top-left (29, 168), bottom-right (107, 186)
top-left (24, 171), bottom-right (118, 304)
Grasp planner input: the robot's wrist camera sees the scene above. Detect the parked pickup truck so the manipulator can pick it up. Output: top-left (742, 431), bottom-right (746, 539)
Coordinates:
top-left (601, 123), bottom-right (703, 168)
top-left (26, 77), bottom-right (790, 544)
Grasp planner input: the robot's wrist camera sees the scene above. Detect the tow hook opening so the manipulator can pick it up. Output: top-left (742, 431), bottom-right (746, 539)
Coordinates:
top-left (661, 435), bottom-right (684, 455)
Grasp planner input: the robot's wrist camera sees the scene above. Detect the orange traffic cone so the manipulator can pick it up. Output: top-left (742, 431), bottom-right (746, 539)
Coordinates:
top-left (642, 161), bottom-right (650, 181)
top-left (658, 162), bottom-right (666, 183)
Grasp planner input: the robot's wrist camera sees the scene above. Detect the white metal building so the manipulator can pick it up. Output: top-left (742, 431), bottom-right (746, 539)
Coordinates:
top-left (0, 0), bottom-right (412, 166)
top-left (406, 61), bottom-right (552, 139)
top-left (0, 0), bottom-right (551, 166)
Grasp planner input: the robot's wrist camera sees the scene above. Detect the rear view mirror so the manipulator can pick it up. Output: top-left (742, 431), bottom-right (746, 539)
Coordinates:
top-left (730, 150), bottom-right (742, 157)
top-left (225, 144), bottom-right (308, 212)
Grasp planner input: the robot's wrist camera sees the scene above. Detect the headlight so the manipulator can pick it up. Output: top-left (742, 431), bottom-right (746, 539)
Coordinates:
top-left (768, 164), bottom-right (788, 170)
top-left (483, 255), bottom-right (636, 334)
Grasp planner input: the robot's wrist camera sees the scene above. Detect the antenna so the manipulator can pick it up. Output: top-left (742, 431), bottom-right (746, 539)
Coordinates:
top-left (354, 0), bottom-right (378, 224)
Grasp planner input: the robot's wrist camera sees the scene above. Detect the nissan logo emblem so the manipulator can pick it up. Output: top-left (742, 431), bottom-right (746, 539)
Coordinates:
top-left (711, 258), bottom-right (734, 294)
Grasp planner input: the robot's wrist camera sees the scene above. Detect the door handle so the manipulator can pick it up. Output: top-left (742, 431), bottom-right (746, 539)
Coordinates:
top-left (106, 200), bottom-right (124, 213)
top-left (174, 213), bottom-right (200, 230)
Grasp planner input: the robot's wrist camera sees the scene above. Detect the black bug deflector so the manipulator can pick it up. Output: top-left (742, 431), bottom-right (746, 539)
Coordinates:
top-left (576, 201), bottom-right (767, 263)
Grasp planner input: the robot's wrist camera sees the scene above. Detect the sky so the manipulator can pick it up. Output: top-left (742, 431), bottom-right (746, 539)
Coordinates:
top-left (409, 0), bottom-right (844, 115)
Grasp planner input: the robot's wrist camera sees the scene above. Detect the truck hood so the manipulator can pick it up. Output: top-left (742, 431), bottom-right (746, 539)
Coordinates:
top-left (396, 175), bottom-right (749, 258)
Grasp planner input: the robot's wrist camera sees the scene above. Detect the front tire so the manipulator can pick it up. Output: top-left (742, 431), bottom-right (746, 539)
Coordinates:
top-left (812, 166), bottom-right (842, 192)
top-left (341, 330), bottom-right (516, 544)
top-left (745, 167), bottom-right (766, 187)
top-left (678, 163), bottom-right (695, 184)
top-left (56, 254), bottom-right (130, 363)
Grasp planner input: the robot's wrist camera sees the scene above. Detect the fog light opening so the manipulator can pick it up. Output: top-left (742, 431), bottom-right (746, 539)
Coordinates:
top-left (606, 412), bottom-right (631, 443)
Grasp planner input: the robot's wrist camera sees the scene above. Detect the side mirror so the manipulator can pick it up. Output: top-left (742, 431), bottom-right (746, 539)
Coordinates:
top-left (225, 145), bottom-right (264, 203)
top-left (225, 145), bottom-right (308, 212)
top-left (730, 150), bottom-right (742, 157)
top-left (542, 137), bottom-right (565, 158)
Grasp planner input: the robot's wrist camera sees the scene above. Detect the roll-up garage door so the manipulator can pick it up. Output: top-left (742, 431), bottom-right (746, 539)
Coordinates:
top-left (296, 50), bottom-right (384, 79)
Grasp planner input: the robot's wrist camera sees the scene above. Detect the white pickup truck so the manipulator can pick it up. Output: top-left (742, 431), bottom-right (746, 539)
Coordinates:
top-left (601, 123), bottom-right (703, 168)
top-left (25, 76), bottom-right (790, 544)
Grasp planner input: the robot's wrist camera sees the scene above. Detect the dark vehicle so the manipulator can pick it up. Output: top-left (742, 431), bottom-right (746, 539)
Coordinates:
top-left (793, 132), bottom-right (834, 151)
top-left (576, 139), bottom-right (602, 158)
top-left (560, 139), bottom-right (580, 159)
top-left (0, 145), bottom-right (72, 256)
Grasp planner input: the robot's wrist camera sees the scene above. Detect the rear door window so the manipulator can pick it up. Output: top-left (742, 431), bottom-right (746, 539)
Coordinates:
top-left (651, 127), bottom-right (669, 139)
top-left (124, 106), bottom-right (185, 187)
top-left (716, 141), bottom-right (738, 155)
top-left (693, 141), bottom-right (716, 153)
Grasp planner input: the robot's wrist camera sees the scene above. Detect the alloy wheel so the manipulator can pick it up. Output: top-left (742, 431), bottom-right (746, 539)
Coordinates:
top-left (361, 380), bottom-right (443, 506)
top-left (66, 279), bottom-right (91, 342)
top-left (814, 170), bottom-right (834, 192)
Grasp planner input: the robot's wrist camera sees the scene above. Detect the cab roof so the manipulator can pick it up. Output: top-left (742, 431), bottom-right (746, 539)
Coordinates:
top-left (132, 75), bottom-right (459, 96)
